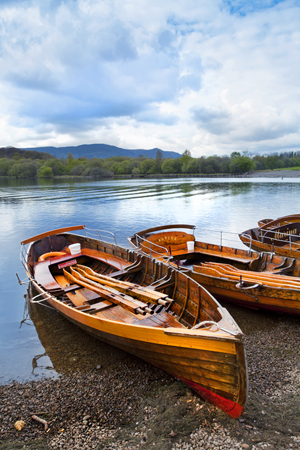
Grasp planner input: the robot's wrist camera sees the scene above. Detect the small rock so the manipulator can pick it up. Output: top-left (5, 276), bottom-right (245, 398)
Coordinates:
top-left (14, 420), bottom-right (25, 431)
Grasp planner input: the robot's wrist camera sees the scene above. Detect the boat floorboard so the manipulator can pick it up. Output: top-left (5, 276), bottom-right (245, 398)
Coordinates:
top-left (133, 311), bottom-right (185, 328)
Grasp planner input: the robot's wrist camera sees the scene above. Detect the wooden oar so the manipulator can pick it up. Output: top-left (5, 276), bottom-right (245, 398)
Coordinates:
top-left (75, 264), bottom-right (172, 306)
top-left (194, 264), bottom-right (300, 289)
top-left (63, 268), bottom-right (151, 315)
top-left (196, 262), bottom-right (300, 285)
top-left (201, 262), bottom-right (300, 281)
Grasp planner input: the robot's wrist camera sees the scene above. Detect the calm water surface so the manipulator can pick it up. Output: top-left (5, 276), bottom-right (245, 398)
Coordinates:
top-left (1, 176), bottom-right (299, 383)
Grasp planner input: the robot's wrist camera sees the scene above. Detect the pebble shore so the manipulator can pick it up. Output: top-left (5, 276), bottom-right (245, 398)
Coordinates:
top-left (1, 304), bottom-right (300, 450)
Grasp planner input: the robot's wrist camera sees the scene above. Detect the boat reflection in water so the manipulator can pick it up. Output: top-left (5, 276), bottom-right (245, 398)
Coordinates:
top-left (26, 284), bottom-right (130, 378)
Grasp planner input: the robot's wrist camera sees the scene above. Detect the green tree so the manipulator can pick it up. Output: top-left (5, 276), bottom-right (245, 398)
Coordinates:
top-left (38, 166), bottom-right (54, 177)
top-left (155, 150), bottom-right (163, 173)
top-left (0, 158), bottom-right (14, 176)
top-left (9, 160), bottom-right (39, 177)
top-left (82, 167), bottom-right (113, 177)
top-left (264, 155), bottom-right (280, 170)
top-left (70, 165), bottom-right (86, 176)
top-left (140, 159), bottom-right (156, 174)
top-left (230, 152), bottom-right (241, 159)
top-left (229, 156), bottom-right (255, 174)
top-left (161, 159), bottom-right (180, 174)
top-left (185, 159), bottom-right (200, 173)
top-left (180, 151), bottom-right (193, 173)
top-left (43, 158), bottom-right (67, 175)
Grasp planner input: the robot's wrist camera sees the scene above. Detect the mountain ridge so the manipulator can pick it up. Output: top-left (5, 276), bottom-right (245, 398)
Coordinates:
top-left (20, 143), bottom-right (182, 159)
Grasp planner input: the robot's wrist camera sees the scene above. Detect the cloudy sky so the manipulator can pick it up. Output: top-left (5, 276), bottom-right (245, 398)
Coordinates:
top-left (0, 0), bottom-right (299, 157)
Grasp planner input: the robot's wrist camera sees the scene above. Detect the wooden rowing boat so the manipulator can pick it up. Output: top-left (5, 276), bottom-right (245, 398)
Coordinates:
top-left (20, 225), bottom-right (248, 418)
top-left (128, 224), bottom-right (260, 267)
top-left (239, 214), bottom-right (300, 257)
top-left (128, 224), bottom-right (300, 315)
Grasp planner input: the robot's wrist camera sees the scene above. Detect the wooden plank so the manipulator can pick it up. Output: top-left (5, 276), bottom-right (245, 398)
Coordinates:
top-left (87, 300), bottom-right (113, 313)
top-left (96, 305), bottom-right (137, 323)
top-left (66, 290), bottom-right (90, 307)
top-left (81, 248), bottom-right (130, 271)
top-left (21, 225), bottom-right (85, 245)
top-left (34, 262), bottom-right (62, 291)
top-left (137, 311), bottom-right (185, 328)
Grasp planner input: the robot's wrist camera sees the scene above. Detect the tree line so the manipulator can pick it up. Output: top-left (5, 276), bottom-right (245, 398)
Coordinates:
top-left (1, 146), bottom-right (300, 178)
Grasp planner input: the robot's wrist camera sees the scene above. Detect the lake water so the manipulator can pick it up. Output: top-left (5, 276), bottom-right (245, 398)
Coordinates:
top-left (1, 176), bottom-right (299, 384)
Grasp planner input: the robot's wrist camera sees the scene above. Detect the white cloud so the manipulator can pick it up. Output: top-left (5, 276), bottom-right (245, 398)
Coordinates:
top-left (0, 0), bottom-right (299, 156)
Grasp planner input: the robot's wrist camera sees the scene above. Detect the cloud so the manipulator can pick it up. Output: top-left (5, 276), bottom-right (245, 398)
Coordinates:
top-left (0, 0), bottom-right (299, 155)
top-left (192, 107), bottom-right (232, 135)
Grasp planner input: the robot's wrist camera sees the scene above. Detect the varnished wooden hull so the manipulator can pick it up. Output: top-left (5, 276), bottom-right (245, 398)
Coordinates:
top-left (21, 226), bottom-right (248, 418)
top-left (240, 214), bottom-right (300, 257)
top-left (128, 224), bottom-right (300, 315)
top-left (190, 272), bottom-right (300, 315)
top-left (239, 232), bottom-right (300, 258)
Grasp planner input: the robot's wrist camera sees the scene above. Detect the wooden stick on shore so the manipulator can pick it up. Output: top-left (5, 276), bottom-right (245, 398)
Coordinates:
top-left (32, 414), bottom-right (48, 431)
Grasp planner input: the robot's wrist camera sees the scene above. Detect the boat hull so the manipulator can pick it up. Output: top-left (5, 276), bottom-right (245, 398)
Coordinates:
top-left (239, 233), bottom-right (300, 258)
top-left (239, 214), bottom-right (300, 257)
top-left (29, 275), bottom-right (247, 419)
top-left (189, 273), bottom-right (300, 315)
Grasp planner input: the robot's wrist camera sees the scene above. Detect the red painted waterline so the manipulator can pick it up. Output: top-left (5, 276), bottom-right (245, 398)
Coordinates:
top-left (176, 375), bottom-right (244, 419)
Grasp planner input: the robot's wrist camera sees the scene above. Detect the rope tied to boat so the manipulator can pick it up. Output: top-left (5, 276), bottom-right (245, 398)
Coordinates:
top-left (192, 320), bottom-right (240, 336)
top-left (192, 320), bottom-right (219, 330)
top-left (29, 292), bottom-right (56, 310)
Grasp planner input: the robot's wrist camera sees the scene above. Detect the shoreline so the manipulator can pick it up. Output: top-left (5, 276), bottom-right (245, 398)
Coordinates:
top-left (1, 169), bottom-right (300, 181)
top-left (244, 169), bottom-right (300, 178)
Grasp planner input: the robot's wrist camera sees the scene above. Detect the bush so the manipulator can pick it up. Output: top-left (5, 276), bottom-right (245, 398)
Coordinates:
top-left (9, 160), bottom-right (39, 178)
top-left (38, 166), bottom-right (54, 178)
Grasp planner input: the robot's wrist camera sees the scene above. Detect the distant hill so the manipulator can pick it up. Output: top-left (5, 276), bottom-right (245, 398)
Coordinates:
top-left (20, 144), bottom-right (182, 159)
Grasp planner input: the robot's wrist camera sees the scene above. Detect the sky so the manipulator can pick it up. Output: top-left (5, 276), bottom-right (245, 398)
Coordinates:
top-left (0, 0), bottom-right (299, 157)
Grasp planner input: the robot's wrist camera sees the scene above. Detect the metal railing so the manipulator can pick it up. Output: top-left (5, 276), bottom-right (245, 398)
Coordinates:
top-left (134, 227), bottom-right (248, 261)
top-left (84, 227), bottom-right (117, 245)
top-left (241, 228), bottom-right (300, 251)
top-left (259, 228), bottom-right (300, 249)
top-left (194, 228), bottom-right (246, 250)
top-left (134, 233), bottom-right (172, 261)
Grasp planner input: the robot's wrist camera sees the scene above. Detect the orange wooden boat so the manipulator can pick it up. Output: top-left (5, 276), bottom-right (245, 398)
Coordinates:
top-left (239, 214), bottom-right (300, 257)
top-left (128, 224), bottom-right (260, 267)
top-left (128, 224), bottom-right (300, 315)
top-left (20, 225), bottom-right (248, 418)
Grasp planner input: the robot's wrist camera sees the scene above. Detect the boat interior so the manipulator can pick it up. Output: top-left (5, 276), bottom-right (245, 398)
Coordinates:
top-left (129, 227), bottom-right (300, 287)
top-left (28, 233), bottom-right (224, 331)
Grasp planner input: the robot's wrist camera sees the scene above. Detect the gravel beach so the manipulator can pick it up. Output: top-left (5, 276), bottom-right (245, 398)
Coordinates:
top-left (1, 300), bottom-right (300, 450)
top-left (245, 169), bottom-right (300, 178)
